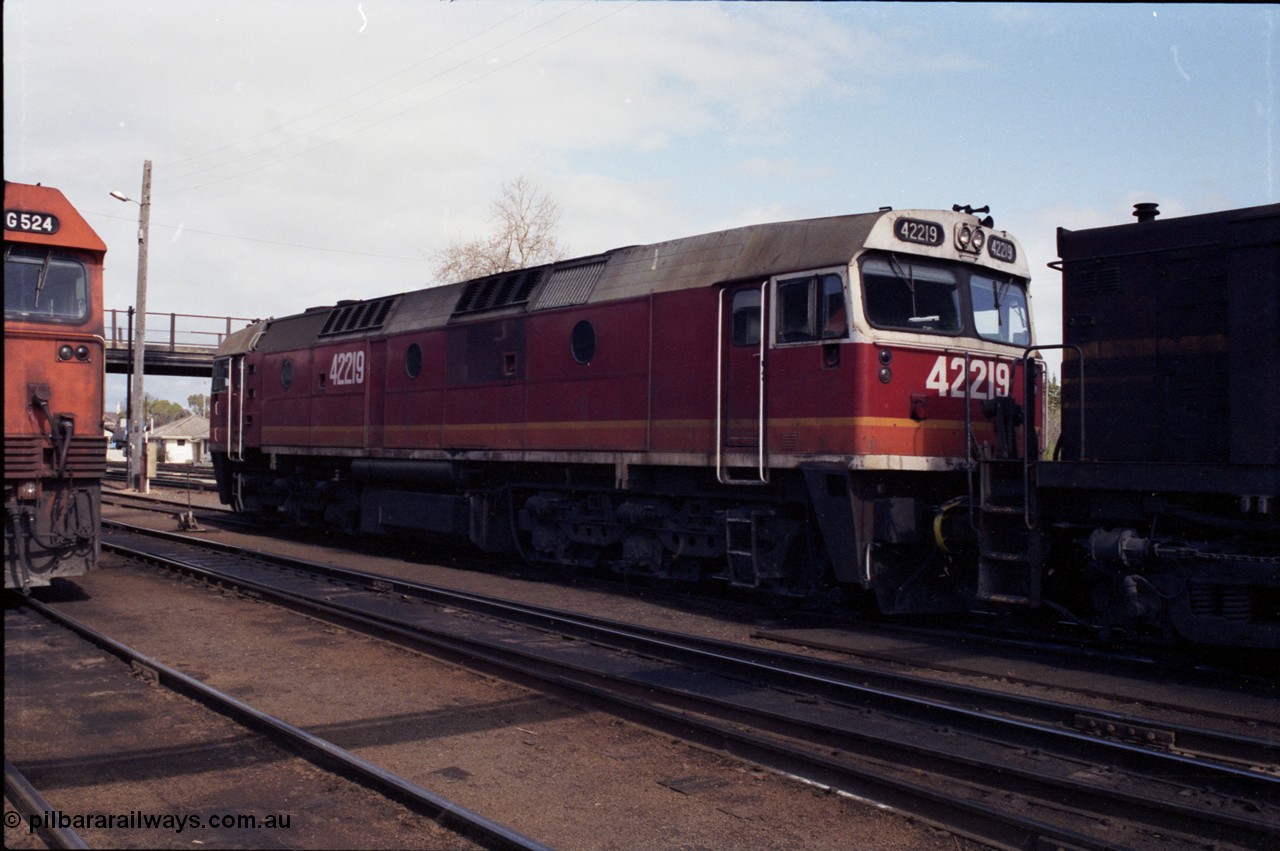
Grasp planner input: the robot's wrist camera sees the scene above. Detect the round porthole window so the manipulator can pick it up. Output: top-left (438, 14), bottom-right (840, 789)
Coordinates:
top-left (280, 358), bottom-right (293, 389)
top-left (405, 342), bottom-right (423, 379)
top-left (571, 320), bottom-right (596, 365)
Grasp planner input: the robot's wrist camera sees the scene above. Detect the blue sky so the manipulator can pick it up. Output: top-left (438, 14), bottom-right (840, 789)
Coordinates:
top-left (5, 2), bottom-right (1275, 411)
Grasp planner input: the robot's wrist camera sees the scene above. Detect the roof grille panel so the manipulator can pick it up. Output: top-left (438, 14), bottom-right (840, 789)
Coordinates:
top-left (318, 296), bottom-right (397, 337)
top-left (533, 260), bottom-right (606, 310)
top-left (451, 267), bottom-right (544, 319)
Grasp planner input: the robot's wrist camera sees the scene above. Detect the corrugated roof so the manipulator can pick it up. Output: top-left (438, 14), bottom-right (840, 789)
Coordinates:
top-left (150, 414), bottom-right (209, 439)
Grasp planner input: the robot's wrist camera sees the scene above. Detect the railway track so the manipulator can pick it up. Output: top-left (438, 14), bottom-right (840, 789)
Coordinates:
top-left (100, 519), bottom-right (1280, 851)
top-left (6, 594), bottom-right (548, 851)
top-left (5, 758), bottom-right (89, 850)
top-left (101, 490), bottom-right (266, 535)
top-left (104, 462), bottom-right (218, 492)
top-left (103, 489), bottom-right (1277, 685)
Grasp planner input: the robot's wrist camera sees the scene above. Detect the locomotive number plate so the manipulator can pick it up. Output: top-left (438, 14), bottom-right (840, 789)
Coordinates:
top-left (328, 350), bottom-right (365, 386)
top-left (5, 209), bottom-right (60, 235)
top-left (894, 217), bottom-right (944, 247)
top-left (987, 235), bottom-right (1017, 263)
top-left (925, 355), bottom-right (1012, 399)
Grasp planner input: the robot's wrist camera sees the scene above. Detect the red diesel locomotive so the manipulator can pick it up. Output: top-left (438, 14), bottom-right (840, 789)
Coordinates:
top-left (4, 182), bottom-right (108, 590)
top-left (211, 205), bottom-right (1038, 610)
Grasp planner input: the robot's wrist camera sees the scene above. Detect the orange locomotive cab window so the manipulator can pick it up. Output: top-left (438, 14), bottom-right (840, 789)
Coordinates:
top-left (4, 248), bottom-right (89, 323)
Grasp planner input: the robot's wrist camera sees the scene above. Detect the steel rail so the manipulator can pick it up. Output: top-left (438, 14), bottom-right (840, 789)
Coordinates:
top-left (4, 758), bottom-right (90, 850)
top-left (102, 519), bottom-right (1280, 775)
top-left (18, 596), bottom-right (552, 851)
top-left (101, 522), bottom-right (1280, 850)
top-left (101, 533), bottom-right (1100, 851)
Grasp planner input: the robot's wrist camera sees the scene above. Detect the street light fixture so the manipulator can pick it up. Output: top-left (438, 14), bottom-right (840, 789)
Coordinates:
top-left (110, 160), bottom-right (152, 493)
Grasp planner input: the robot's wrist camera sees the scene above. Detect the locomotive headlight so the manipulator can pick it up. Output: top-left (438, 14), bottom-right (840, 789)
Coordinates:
top-left (971, 228), bottom-right (985, 251)
top-left (58, 344), bottom-right (74, 361)
top-left (956, 225), bottom-right (972, 249)
top-left (75, 345), bottom-right (91, 361)
top-left (879, 366), bottom-right (893, 384)
top-left (18, 481), bottom-right (38, 500)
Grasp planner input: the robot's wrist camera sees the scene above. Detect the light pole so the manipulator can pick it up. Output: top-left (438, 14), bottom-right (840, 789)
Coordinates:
top-left (111, 160), bottom-right (152, 493)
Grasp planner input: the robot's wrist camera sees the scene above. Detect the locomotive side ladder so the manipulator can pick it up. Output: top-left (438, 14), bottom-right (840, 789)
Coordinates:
top-left (974, 346), bottom-right (1083, 607)
top-left (976, 455), bottom-right (1042, 606)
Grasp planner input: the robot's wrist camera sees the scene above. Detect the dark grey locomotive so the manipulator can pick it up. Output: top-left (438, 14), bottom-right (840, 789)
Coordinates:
top-left (1016, 202), bottom-right (1278, 648)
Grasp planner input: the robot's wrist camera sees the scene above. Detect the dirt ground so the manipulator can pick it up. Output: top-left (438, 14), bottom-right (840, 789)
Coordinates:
top-left (6, 486), bottom-right (991, 850)
top-left (4, 598), bottom-right (480, 850)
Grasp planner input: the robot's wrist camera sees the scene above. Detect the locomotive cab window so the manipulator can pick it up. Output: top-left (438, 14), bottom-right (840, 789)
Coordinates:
top-left (861, 256), bottom-right (961, 334)
top-left (775, 273), bottom-right (846, 343)
top-left (4, 248), bottom-right (89, 322)
top-left (971, 275), bottom-right (1031, 346)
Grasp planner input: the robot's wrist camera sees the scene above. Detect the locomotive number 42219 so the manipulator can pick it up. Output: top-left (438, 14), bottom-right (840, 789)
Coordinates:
top-left (328, 350), bottom-right (365, 386)
top-left (925, 355), bottom-right (1012, 399)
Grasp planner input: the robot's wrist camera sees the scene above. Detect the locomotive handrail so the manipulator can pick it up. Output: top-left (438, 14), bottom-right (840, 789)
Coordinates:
top-left (226, 355), bottom-right (246, 463)
top-left (715, 288), bottom-right (725, 478)
top-left (1020, 343), bottom-right (1085, 529)
top-left (963, 351), bottom-right (977, 530)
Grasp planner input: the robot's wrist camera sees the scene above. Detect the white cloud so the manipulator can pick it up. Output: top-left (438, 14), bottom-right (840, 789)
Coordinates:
top-left (8, 2), bottom-right (1270, 408)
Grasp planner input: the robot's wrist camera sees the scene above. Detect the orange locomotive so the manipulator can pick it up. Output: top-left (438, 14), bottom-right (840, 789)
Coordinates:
top-left (4, 182), bottom-right (107, 590)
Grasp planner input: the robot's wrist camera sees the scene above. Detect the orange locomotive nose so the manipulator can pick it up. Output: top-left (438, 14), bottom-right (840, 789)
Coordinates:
top-left (4, 181), bottom-right (107, 590)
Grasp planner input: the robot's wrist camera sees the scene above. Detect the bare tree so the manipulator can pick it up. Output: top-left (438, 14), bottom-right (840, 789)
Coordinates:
top-left (187, 393), bottom-right (210, 418)
top-left (432, 177), bottom-right (568, 283)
